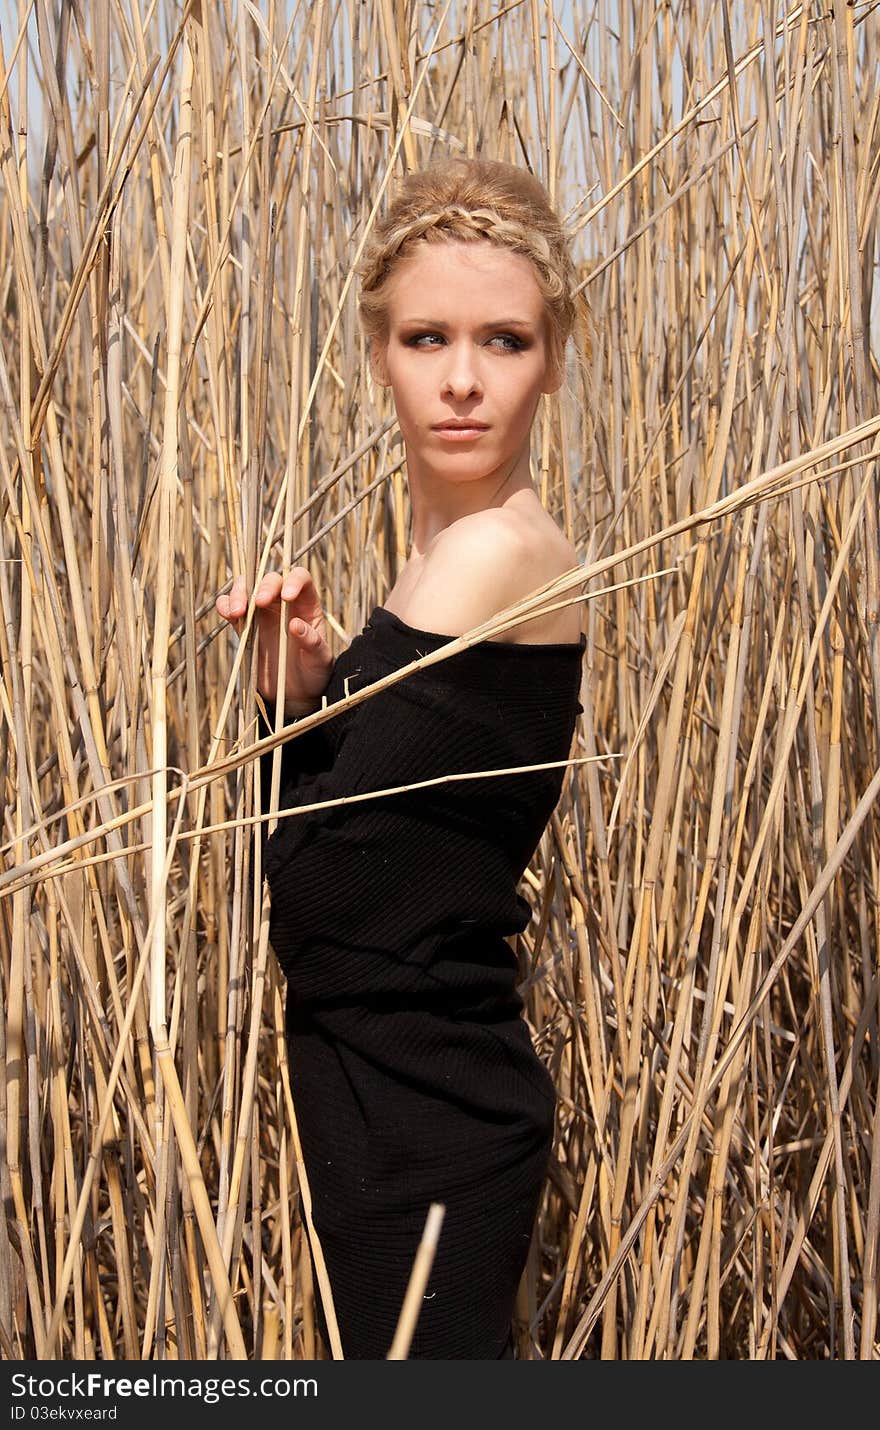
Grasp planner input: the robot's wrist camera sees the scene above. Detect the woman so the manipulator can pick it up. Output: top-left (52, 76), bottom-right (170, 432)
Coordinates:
top-left (217, 158), bottom-right (586, 1359)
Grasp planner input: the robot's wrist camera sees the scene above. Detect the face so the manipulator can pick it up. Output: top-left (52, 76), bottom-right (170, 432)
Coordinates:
top-left (370, 240), bottom-right (561, 494)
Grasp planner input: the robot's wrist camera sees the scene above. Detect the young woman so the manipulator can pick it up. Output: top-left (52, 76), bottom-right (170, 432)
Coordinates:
top-left (217, 158), bottom-right (586, 1359)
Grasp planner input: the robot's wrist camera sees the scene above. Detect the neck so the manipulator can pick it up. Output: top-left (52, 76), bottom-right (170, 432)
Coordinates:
top-left (404, 444), bottom-right (535, 557)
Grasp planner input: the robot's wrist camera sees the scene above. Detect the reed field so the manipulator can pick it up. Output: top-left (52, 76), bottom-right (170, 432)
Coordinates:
top-left (1, 0), bottom-right (879, 1361)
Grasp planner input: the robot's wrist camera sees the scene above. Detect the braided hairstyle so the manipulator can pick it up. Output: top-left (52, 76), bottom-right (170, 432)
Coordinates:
top-left (356, 158), bottom-right (586, 383)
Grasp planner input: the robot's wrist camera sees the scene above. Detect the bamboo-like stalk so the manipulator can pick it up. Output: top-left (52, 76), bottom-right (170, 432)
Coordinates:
top-left (386, 1204), bottom-right (445, 1359)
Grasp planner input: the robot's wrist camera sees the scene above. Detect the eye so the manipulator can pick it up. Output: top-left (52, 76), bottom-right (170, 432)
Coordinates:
top-left (489, 333), bottom-right (526, 352)
top-left (402, 331), bottom-right (527, 351)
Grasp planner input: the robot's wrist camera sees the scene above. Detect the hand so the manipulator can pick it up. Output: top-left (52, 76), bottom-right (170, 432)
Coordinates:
top-left (215, 568), bottom-right (334, 715)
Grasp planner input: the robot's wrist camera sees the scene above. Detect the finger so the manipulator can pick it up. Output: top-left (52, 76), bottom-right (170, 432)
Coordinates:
top-left (216, 575), bottom-right (245, 622)
top-left (227, 574), bottom-right (251, 619)
top-left (254, 571), bottom-right (284, 607)
top-left (288, 618), bottom-right (331, 659)
top-left (280, 565), bottom-right (314, 602)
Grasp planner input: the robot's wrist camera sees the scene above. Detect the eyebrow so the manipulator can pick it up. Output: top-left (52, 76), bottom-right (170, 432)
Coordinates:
top-left (397, 317), bottom-right (536, 331)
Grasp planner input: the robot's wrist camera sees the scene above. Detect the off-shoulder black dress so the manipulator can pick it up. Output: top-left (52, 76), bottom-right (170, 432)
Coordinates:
top-left (261, 605), bottom-right (585, 1359)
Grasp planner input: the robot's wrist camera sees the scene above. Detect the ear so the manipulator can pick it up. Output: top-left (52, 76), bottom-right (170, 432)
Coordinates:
top-left (539, 326), bottom-right (565, 394)
top-left (541, 361), bottom-right (565, 395)
top-left (369, 336), bottom-right (391, 387)
top-left (541, 353), bottom-right (565, 395)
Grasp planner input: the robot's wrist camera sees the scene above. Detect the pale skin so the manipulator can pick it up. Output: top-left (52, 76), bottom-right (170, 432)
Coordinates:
top-left (215, 239), bottom-right (582, 715)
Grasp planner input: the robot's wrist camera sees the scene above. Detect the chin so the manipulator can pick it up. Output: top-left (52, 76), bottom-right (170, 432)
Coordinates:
top-left (427, 463), bottom-right (498, 484)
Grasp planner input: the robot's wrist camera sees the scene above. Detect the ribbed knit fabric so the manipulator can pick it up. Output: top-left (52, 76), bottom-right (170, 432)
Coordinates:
top-left (261, 604), bottom-right (585, 1359)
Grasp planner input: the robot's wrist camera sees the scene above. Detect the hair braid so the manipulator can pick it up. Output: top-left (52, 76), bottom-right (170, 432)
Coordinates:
top-left (356, 158), bottom-right (587, 381)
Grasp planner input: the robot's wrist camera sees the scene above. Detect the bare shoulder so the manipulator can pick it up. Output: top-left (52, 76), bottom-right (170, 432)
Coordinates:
top-left (393, 503), bottom-right (582, 644)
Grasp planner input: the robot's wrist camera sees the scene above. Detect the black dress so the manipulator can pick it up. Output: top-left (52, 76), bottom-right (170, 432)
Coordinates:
top-left (261, 605), bottom-right (585, 1358)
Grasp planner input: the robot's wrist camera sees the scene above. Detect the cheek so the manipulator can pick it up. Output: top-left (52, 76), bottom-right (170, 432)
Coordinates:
top-left (390, 379), bottom-right (422, 418)
top-left (387, 356), bottom-right (421, 395)
top-left (505, 373), bottom-right (543, 421)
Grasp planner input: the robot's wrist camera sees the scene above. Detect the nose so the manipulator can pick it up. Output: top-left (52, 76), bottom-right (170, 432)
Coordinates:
top-left (440, 342), bottom-right (482, 401)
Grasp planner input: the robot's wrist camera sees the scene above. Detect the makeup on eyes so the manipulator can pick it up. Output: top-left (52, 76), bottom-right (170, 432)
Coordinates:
top-left (400, 327), bottom-right (531, 351)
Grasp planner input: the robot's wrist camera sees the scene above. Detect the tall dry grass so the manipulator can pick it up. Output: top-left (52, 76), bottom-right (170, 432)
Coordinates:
top-left (0, 0), bottom-right (878, 1359)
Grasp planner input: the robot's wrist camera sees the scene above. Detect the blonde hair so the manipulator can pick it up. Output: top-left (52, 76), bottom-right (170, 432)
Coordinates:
top-left (356, 158), bottom-right (588, 381)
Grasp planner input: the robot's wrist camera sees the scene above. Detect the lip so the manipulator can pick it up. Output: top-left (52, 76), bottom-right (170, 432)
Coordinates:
top-left (432, 417), bottom-right (489, 428)
top-left (432, 421), bottom-right (490, 438)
